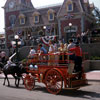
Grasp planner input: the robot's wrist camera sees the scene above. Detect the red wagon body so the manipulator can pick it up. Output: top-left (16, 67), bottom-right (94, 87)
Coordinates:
top-left (23, 53), bottom-right (88, 94)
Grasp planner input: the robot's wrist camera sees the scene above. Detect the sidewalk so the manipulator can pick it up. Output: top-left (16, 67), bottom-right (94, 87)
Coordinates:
top-left (86, 70), bottom-right (100, 82)
top-left (0, 73), bottom-right (13, 79)
top-left (0, 71), bottom-right (100, 82)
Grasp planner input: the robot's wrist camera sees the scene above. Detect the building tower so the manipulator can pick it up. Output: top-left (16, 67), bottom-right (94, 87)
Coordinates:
top-left (4, 0), bottom-right (34, 48)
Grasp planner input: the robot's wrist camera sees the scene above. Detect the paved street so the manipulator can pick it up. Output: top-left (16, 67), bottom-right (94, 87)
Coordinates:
top-left (0, 79), bottom-right (100, 100)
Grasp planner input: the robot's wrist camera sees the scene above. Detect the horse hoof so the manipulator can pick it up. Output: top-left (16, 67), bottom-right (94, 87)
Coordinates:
top-left (16, 85), bottom-right (19, 88)
top-left (3, 84), bottom-right (5, 86)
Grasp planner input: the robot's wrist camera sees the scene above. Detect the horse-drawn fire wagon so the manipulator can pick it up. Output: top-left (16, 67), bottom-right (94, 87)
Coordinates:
top-left (23, 53), bottom-right (88, 94)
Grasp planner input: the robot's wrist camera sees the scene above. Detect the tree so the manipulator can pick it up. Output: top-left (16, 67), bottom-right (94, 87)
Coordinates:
top-left (93, 7), bottom-right (100, 26)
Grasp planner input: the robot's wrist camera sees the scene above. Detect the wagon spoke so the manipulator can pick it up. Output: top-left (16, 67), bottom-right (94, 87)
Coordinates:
top-left (45, 69), bottom-right (63, 94)
top-left (24, 75), bottom-right (35, 90)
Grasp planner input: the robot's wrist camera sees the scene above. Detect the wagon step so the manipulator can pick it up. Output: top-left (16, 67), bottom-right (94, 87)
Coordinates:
top-left (65, 84), bottom-right (89, 90)
top-left (70, 79), bottom-right (88, 88)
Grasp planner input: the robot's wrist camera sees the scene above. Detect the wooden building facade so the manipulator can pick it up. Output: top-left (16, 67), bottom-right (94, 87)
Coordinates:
top-left (4, 0), bottom-right (94, 47)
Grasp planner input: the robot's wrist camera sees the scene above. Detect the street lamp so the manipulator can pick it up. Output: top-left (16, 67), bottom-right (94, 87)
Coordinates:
top-left (69, 23), bottom-right (72, 41)
top-left (43, 26), bottom-right (46, 30)
top-left (12, 35), bottom-right (21, 64)
top-left (43, 26), bottom-right (46, 36)
top-left (69, 23), bottom-right (72, 32)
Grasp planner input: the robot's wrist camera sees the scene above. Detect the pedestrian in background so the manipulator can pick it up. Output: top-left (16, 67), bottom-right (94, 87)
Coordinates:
top-left (28, 46), bottom-right (36, 58)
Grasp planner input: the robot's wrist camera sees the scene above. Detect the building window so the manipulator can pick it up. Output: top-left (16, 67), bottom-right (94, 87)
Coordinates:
top-left (9, 15), bottom-right (16, 26)
top-left (19, 14), bottom-right (25, 25)
top-left (47, 9), bottom-right (55, 21)
top-left (49, 13), bottom-right (54, 20)
top-left (32, 12), bottom-right (40, 24)
top-left (34, 15), bottom-right (39, 23)
top-left (66, 0), bottom-right (73, 12)
top-left (20, 18), bottom-right (25, 24)
top-left (68, 3), bottom-right (73, 11)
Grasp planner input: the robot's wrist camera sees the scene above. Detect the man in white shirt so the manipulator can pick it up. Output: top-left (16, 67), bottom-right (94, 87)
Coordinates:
top-left (28, 46), bottom-right (36, 58)
top-left (67, 39), bottom-right (75, 53)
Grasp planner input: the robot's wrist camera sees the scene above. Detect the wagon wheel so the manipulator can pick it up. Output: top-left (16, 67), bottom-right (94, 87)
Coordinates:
top-left (24, 74), bottom-right (35, 90)
top-left (45, 69), bottom-right (63, 94)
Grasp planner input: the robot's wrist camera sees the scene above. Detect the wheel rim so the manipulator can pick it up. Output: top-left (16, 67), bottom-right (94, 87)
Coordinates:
top-left (45, 69), bottom-right (63, 94)
top-left (24, 75), bottom-right (35, 90)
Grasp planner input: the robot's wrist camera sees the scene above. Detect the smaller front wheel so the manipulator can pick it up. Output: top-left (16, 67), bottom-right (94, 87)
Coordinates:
top-left (24, 74), bottom-right (35, 90)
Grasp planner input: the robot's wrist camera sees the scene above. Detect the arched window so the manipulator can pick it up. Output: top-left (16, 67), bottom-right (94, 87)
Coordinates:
top-left (66, 0), bottom-right (73, 12)
top-left (49, 13), bottom-right (53, 20)
top-left (47, 9), bottom-right (55, 21)
top-left (34, 15), bottom-right (39, 23)
top-left (20, 18), bottom-right (25, 24)
top-left (9, 15), bottom-right (16, 26)
top-left (19, 14), bottom-right (25, 25)
top-left (68, 3), bottom-right (73, 11)
top-left (32, 11), bottom-right (40, 23)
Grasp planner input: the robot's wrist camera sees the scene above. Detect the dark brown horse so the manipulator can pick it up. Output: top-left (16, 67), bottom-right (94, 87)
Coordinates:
top-left (3, 63), bottom-right (28, 87)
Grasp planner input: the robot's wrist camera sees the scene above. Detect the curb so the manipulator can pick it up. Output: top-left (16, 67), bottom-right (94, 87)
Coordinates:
top-left (87, 79), bottom-right (100, 82)
top-left (0, 77), bottom-right (14, 79)
top-left (0, 74), bottom-right (13, 79)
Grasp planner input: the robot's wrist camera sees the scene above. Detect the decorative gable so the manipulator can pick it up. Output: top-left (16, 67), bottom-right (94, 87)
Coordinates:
top-left (57, 0), bottom-right (84, 18)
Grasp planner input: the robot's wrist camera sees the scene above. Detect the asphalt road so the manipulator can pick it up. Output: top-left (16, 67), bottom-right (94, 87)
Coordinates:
top-left (0, 79), bottom-right (100, 100)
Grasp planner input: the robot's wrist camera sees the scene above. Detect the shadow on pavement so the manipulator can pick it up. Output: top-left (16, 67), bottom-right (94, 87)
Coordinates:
top-left (3, 83), bottom-right (100, 99)
top-left (5, 85), bottom-right (25, 90)
top-left (30, 85), bottom-right (100, 99)
top-left (60, 89), bottom-right (100, 99)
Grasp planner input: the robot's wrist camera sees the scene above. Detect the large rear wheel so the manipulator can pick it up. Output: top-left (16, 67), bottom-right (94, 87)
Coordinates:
top-left (45, 69), bottom-right (63, 94)
top-left (24, 74), bottom-right (35, 90)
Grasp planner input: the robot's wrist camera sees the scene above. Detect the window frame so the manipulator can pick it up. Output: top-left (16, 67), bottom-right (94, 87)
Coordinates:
top-left (66, 0), bottom-right (73, 12)
top-left (49, 13), bottom-right (54, 21)
top-left (20, 17), bottom-right (25, 25)
top-left (9, 15), bottom-right (16, 26)
top-left (34, 15), bottom-right (39, 23)
top-left (67, 3), bottom-right (73, 11)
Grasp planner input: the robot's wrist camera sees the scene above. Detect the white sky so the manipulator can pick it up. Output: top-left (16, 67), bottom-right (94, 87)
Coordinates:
top-left (0, 0), bottom-right (100, 33)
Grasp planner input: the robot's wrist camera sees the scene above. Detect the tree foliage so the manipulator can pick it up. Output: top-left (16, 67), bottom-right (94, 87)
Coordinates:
top-left (93, 7), bottom-right (100, 25)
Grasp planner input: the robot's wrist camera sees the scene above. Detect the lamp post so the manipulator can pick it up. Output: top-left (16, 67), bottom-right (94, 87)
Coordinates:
top-left (69, 23), bottom-right (72, 41)
top-left (43, 26), bottom-right (46, 36)
top-left (12, 35), bottom-right (21, 64)
top-left (69, 23), bottom-right (72, 33)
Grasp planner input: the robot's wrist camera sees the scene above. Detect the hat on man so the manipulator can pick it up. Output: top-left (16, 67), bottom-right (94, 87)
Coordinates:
top-left (75, 42), bottom-right (79, 46)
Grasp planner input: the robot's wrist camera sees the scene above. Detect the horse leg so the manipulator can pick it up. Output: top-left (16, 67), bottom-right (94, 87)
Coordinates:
top-left (3, 75), bottom-right (10, 86)
top-left (6, 76), bottom-right (10, 86)
top-left (13, 75), bottom-right (20, 87)
top-left (16, 77), bottom-right (20, 87)
top-left (12, 74), bottom-right (17, 86)
top-left (3, 77), bottom-right (6, 85)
